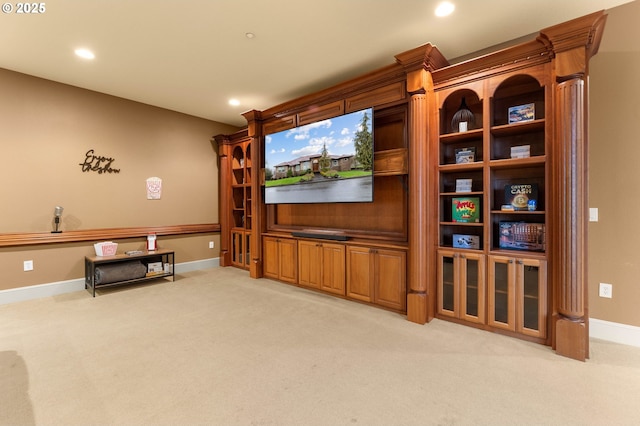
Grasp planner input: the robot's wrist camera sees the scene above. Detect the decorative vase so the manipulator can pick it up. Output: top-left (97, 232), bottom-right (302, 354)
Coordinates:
top-left (451, 97), bottom-right (475, 133)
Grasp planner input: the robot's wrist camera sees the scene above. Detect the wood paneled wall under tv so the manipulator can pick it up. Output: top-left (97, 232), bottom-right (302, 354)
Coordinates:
top-left (214, 11), bottom-right (608, 361)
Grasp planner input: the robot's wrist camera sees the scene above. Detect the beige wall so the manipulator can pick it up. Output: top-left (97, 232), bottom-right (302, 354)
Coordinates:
top-left (589, 0), bottom-right (640, 326)
top-left (0, 68), bottom-right (238, 231)
top-left (0, 68), bottom-right (239, 290)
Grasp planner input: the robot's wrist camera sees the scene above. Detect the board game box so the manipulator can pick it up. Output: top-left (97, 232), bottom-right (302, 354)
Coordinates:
top-left (499, 222), bottom-right (545, 251)
top-left (452, 197), bottom-right (480, 223)
top-left (504, 184), bottom-right (538, 211)
top-left (453, 234), bottom-right (480, 249)
top-left (455, 178), bottom-right (472, 193)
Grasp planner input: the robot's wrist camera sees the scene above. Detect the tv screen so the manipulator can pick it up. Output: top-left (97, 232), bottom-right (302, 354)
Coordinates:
top-left (264, 107), bottom-right (373, 204)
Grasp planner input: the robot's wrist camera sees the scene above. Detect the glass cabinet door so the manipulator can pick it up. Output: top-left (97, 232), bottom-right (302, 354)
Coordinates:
top-left (488, 255), bottom-right (547, 336)
top-left (243, 232), bottom-right (251, 269)
top-left (488, 255), bottom-right (516, 331)
top-left (518, 258), bottom-right (547, 338)
top-left (231, 230), bottom-right (251, 270)
top-left (459, 252), bottom-right (485, 324)
top-left (437, 250), bottom-right (457, 318)
top-left (437, 250), bottom-right (485, 323)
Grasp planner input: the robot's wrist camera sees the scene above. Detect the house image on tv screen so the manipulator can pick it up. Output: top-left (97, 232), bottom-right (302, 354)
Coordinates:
top-left (264, 107), bottom-right (374, 205)
top-left (273, 153), bottom-right (356, 179)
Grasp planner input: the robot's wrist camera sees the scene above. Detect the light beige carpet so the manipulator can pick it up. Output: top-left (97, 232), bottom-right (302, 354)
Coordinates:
top-left (2, 267), bottom-right (640, 426)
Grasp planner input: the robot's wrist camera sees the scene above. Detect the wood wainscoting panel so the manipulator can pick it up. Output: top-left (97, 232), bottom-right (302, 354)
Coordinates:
top-left (263, 115), bottom-right (296, 135)
top-left (297, 101), bottom-right (345, 126)
top-left (272, 175), bottom-right (407, 239)
top-left (345, 82), bottom-right (405, 112)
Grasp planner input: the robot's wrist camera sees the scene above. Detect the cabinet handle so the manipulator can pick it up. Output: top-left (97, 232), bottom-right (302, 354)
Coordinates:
top-left (460, 254), bottom-right (466, 259)
top-left (517, 259), bottom-right (523, 265)
top-left (508, 259), bottom-right (514, 264)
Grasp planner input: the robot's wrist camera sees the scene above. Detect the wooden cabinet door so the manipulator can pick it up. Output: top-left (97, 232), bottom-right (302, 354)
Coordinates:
top-left (458, 252), bottom-right (485, 324)
top-left (437, 250), bottom-right (458, 318)
top-left (263, 237), bottom-right (280, 279)
top-left (320, 243), bottom-right (346, 295)
top-left (488, 255), bottom-right (547, 337)
top-left (517, 258), bottom-right (547, 338)
top-left (263, 237), bottom-right (297, 283)
top-left (437, 249), bottom-right (485, 323)
top-left (231, 230), bottom-right (251, 270)
top-left (231, 230), bottom-right (244, 268)
top-left (346, 246), bottom-right (373, 302)
top-left (298, 241), bottom-right (322, 289)
top-left (278, 238), bottom-right (298, 284)
top-left (488, 255), bottom-right (517, 331)
top-left (373, 248), bottom-right (406, 311)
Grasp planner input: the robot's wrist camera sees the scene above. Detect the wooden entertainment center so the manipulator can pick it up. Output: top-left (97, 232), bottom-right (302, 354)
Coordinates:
top-left (215, 11), bottom-right (607, 360)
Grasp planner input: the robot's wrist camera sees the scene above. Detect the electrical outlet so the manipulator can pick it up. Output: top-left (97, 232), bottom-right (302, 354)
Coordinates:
top-left (599, 282), bottom-right (612, 298)
top-left (209, 241), bottom-right (214, 249)
top-left (23, 260), bottom-right (34, 271)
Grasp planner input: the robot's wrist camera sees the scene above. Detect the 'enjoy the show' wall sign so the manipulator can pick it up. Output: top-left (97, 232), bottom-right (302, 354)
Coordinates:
top-left (79, 149), bottom-right (120, 174)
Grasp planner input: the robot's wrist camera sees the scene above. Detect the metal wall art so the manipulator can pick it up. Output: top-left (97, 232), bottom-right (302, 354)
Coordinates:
top-left (79, 149), bottom-right (120, 174)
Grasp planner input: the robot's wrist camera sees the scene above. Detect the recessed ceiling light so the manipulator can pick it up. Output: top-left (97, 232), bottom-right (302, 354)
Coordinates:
top-left (245, 32), bottom-right (255, 39)
top-left (74, 48), bottom-right (95, 60)
top-left (229, 99), bottom-right (241, 106)
top-left (435, 1), bottom-right (455, 17)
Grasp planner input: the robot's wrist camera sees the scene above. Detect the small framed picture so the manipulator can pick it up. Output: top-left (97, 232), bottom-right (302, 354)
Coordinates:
top-left (508, 103), bottom-right (535, 124)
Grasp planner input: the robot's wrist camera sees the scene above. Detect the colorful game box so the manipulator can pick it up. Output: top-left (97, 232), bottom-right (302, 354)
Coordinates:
top-left (452, 197), bottom-right (480, 223)
top-left (499, 222), bottom-right (545, 251)
top-left (504, 184), bottom-right (538, 211)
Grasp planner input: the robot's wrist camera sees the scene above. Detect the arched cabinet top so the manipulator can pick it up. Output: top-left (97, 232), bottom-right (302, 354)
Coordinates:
top-left (487, 67), bottom-right (548, 98)
top-left (438, 88), bottom-right (483, 135)
top-left (491, 73), bottom-right (547, 126)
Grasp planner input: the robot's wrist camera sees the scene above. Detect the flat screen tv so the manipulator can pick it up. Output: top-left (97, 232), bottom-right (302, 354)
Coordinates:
top-left (264, 107), bottom-right (373, 204)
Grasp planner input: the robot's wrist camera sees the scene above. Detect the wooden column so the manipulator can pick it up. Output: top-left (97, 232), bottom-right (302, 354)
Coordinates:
top-left (396, 44), bottom-right (448, 324)
top-left (541, 10), bottom-right (607, 360)
top-left (214, 135), bottom-right (232, 266)
top-left (553, 77), bottom-right (588, 360)
top-left (405, 69), bottom-right (435, 324)
top-left (243, 110), bottom-right (264, 279)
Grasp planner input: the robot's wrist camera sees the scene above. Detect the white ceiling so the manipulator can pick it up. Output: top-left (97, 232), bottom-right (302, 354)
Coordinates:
top-left (0, 0), bottom-right (635, 127)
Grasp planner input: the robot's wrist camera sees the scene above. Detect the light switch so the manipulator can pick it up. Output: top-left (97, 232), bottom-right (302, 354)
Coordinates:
top-left (589, 208), bottom-right (598, 222)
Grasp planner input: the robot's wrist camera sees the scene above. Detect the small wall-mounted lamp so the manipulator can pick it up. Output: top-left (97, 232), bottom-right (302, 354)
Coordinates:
top-left (52, 206), bottom-right (64, 233)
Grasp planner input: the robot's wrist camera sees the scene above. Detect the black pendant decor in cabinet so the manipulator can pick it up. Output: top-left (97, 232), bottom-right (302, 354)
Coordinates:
top-left (451, 97), bottom-right (475, 133)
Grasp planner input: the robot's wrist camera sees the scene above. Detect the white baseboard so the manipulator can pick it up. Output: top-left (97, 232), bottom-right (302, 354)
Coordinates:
top-left (175, 257), bottom-right (219, 273)
top-left (0, 257), bottom-right (219, 306)
top-left (590, 318), bottom-right (640, 348)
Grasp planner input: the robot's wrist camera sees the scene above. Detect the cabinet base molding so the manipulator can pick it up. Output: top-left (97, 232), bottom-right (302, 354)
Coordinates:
top-left (407, 292), bottom-right (428, 324)
top-left (555, 317), bottom-right (587, 361)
